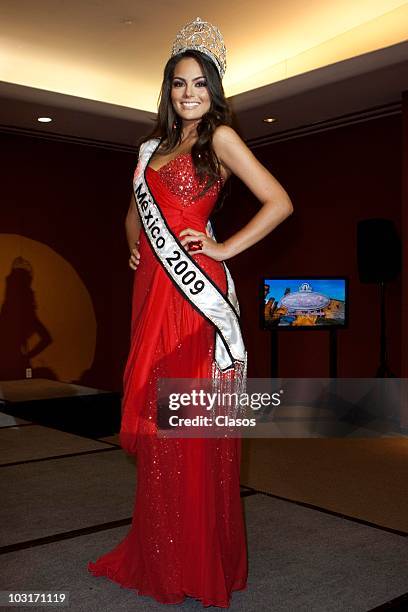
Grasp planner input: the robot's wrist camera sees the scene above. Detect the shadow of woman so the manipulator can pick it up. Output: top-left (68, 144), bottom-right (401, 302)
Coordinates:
top-left (0, 257), bottom-right (54, 380)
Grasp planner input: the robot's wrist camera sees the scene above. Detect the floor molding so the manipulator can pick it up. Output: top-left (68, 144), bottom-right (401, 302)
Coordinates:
top-left (0, 446), bottom-right (120, 468)
top-left (242, 486), bottom-right (408, 537)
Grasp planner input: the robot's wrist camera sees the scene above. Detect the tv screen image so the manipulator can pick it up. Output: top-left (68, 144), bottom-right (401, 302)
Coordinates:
top-left (262, 278), bottom-right (348, 330)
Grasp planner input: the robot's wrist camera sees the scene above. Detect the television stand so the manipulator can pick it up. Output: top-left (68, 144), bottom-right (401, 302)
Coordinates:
top-left (270, 327), bottom-right (338, 378)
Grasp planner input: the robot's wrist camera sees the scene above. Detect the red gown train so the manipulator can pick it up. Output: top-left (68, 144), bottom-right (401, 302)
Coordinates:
top-left (87, 153), bottom-right (248, 608)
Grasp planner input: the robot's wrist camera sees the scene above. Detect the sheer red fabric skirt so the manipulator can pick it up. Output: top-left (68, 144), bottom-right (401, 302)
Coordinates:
top-left (87, 162), bottom-right (248, 607)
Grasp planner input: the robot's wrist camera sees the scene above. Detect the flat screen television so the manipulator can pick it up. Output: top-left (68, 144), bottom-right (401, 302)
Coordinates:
top-left (261, 277), bottom-right (348, 330)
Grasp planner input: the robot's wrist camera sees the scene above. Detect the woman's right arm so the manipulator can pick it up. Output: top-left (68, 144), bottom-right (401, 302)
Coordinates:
top-left (125, 194), bottom-right (142, 270)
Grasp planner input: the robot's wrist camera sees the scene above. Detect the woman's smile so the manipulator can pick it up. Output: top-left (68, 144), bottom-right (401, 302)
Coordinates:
top-left (171, 57), bottom-right (211, 122)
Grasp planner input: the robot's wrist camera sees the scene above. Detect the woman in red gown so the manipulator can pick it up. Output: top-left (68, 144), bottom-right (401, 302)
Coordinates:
top-left (88, 17), bottom-right (293, 608)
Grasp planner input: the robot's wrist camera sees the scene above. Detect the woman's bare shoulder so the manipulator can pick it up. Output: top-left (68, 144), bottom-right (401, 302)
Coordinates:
top-left (212, 125), bottom-right (251, 181)
top-left (212, 125), bottom-right (242, 150)
top-left (212, 126), bottom-right (244, 180)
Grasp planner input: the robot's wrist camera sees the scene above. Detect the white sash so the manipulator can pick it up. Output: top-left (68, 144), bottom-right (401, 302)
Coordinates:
top-left (133, 138), bottom-right (246, 372)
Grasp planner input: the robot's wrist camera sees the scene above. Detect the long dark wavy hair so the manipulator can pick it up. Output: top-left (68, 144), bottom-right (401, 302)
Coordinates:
top-left (140, 49), bottom-right (232, 203)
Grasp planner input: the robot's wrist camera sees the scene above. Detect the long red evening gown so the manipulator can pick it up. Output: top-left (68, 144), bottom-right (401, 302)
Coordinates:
top-left (87, 152), bottom-right (248, 608)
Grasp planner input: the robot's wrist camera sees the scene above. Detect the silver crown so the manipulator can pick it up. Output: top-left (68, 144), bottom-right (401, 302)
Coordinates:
top-left (171, 17), bottom-right (227, 79)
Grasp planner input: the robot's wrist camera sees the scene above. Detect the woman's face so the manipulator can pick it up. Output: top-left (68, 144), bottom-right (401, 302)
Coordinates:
top-left (170, 57), bottom-right (211, 124)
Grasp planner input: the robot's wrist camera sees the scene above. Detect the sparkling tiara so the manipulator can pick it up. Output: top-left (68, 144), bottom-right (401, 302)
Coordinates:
top-left (171, 17), bottom-right (227, 79)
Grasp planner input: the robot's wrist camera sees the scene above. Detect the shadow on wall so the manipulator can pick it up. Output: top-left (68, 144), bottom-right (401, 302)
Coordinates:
top-left (0, 234), bottom-right (97, 383)
top-left (0, 256), bottom-right (55, 380)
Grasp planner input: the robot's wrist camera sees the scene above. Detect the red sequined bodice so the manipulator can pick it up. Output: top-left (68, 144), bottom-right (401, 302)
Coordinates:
top-left (148, 153), bottom-right (223, 207)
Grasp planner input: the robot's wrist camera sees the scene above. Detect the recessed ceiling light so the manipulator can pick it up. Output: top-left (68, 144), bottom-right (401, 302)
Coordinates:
top-left (38, 117), bottom-right (52, 123)
top-left (121, 18), bottom-right (134, 25)
top-left (263, 117), bottom-right (276, 123)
